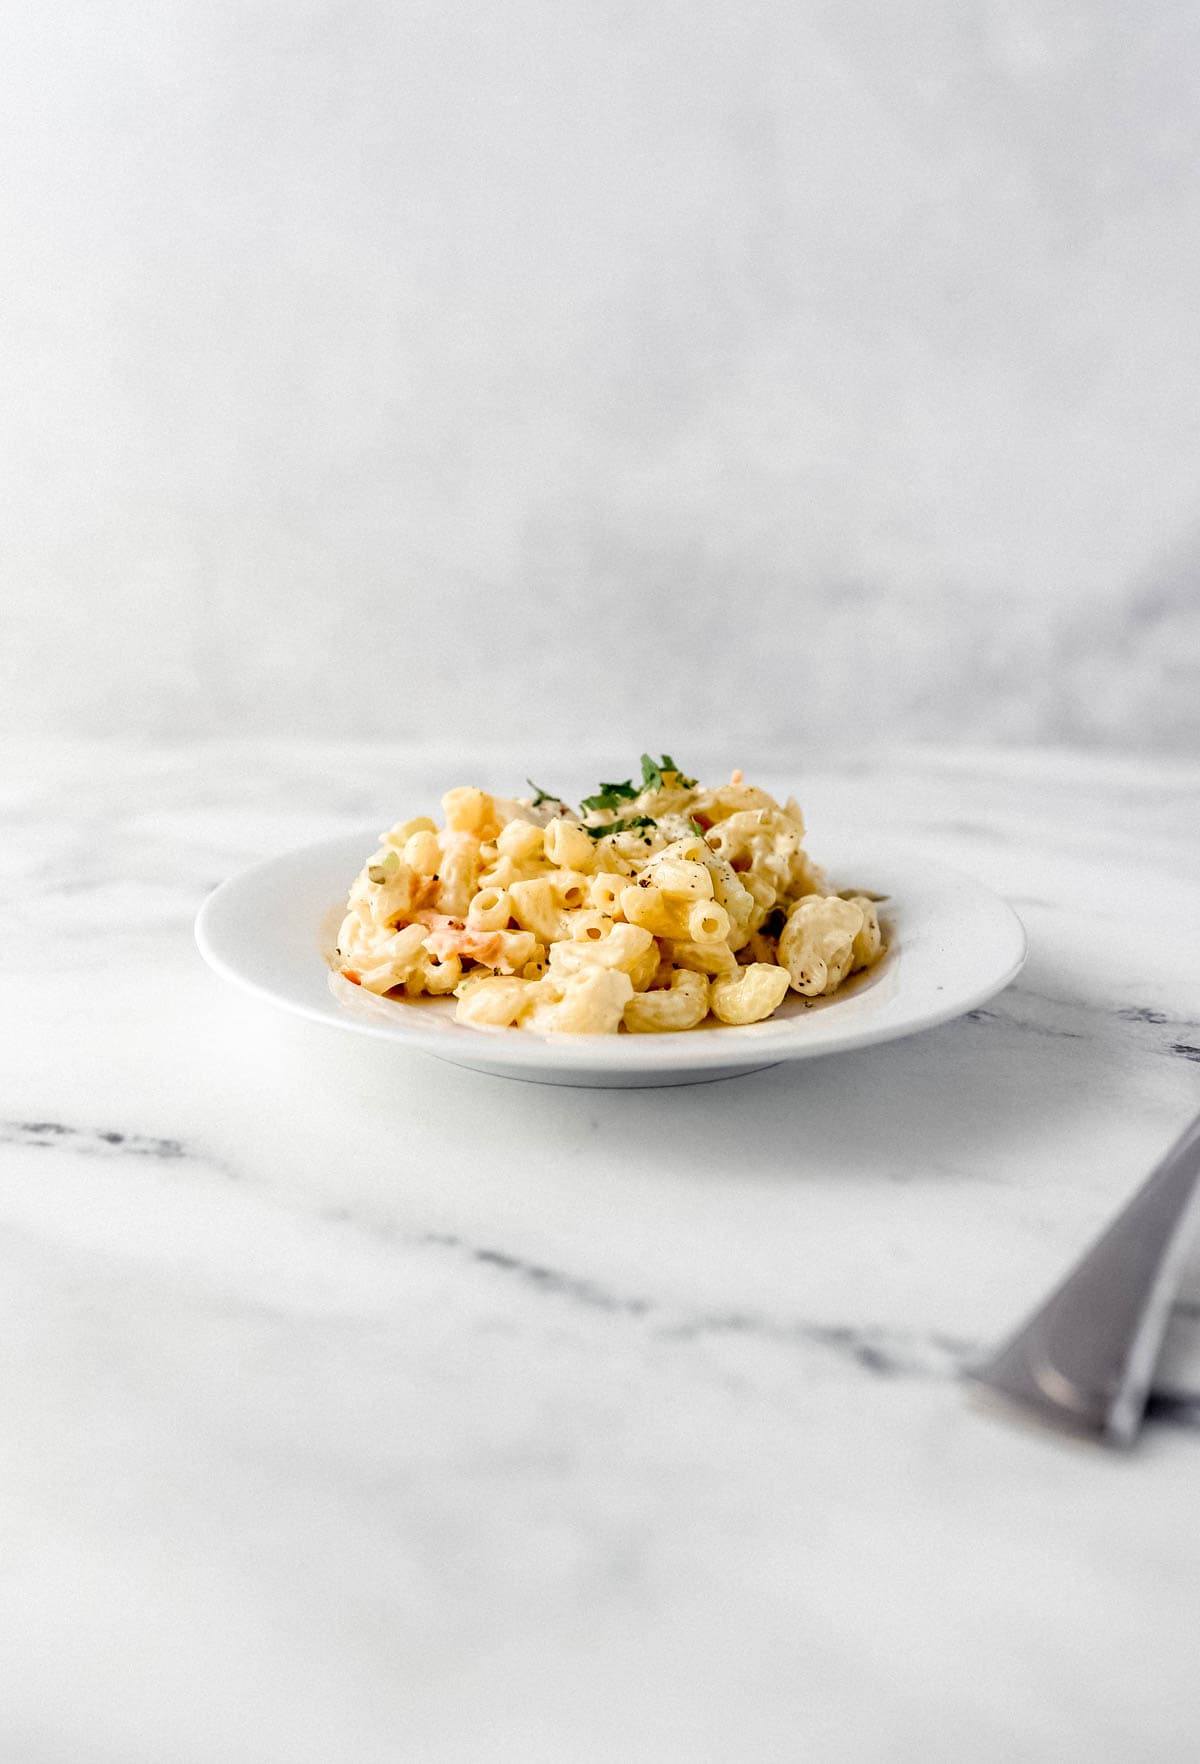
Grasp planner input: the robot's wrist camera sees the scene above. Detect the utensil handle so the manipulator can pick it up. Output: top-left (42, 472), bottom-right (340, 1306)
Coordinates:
top-left (970, 1110), bottom-right (1200, 1444)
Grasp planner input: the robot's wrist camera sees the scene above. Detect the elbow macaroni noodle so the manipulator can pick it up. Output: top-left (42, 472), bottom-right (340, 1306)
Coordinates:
top-left (335, 761), bottom-right (886, 1035)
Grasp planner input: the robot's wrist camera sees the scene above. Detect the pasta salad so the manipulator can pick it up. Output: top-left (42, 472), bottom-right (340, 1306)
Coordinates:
top-left (334, 758), bottom-right (885, 1035)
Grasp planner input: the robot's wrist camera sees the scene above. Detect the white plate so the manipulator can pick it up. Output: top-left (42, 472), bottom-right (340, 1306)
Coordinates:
top-left (195, 832), bottom-right (1026, 1087)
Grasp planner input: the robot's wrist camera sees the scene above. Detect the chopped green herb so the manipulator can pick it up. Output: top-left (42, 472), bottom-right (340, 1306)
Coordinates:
top-left (688, 818), bottom-right (705, 837)
top-left (579, 778), bottom-right (638, 812)
top-left (584, 814), bottom-right (657, 840)
top-left (526, 779), bottom-right (561, 807)
top-left (660, 754), bottom-right (697, 788)
top-left (640, 753), bottom-right (696, 792)
top-left (639, 754), bottom-right (665, 793)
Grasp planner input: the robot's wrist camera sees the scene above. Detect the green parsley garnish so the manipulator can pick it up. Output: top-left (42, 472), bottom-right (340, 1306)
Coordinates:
top-left (639, 753), bottom-right (697, 792)
top-left (660, 754), bottom-right (696, 787)
top-left (688, 818), bottom-right (705, 837)
top-left (583, 814), bottom-right (657, 840)
top-left (526, 779), bottom-right (561, 807)
top-left (571, 755), bottom-right (699, 832)
top-left (579, 779), bottom-right (639, 813)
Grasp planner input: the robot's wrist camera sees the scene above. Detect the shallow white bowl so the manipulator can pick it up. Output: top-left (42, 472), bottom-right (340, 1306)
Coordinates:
top-left (195, 832), bottom-right (1026, 1088)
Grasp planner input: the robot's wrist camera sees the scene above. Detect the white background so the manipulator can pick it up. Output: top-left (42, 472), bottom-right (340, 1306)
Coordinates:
top-left (4, 0), bottom-right (1198, 755)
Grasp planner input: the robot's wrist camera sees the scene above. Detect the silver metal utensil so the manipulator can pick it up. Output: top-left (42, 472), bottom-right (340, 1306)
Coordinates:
top-left (968, 1109), bottom-right (1200, 1445)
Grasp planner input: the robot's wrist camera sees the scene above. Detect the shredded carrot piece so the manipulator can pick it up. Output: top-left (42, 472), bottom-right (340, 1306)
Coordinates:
top-left (340, 967), bottom-right (362, 985)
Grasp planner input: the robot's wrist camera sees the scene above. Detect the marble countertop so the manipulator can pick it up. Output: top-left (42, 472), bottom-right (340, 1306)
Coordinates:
top-left (3, 738), bottom-right (1199, 1763)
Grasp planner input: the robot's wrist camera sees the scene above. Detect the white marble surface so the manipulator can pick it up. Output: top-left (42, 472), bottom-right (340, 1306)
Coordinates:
top-left (4, 2), bottom-right (1200, 752)
top-left (3, 738), bottom-right (1200, 1762)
